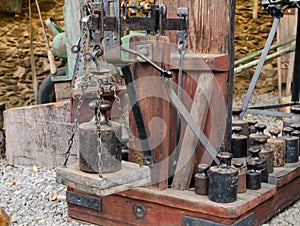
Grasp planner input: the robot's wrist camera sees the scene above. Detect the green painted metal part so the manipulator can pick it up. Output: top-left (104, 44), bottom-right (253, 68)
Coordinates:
top-left (0, 0), bottom-right (22, 14)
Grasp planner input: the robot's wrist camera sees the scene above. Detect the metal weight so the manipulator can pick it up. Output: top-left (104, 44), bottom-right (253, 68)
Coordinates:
top-left (249, 124), bottom-right (269, 148)
top-left (254, 138), bottom-right (274, 174)
top-left (246, 160), bottom-right (261, 190)
top-left (232, 108), bottom-right (249, 136)
top-left (231, 126), bottom-right (248, 158)
top-left (265, 127), bottom-right (286, 167)
top-left (248, 120), bottom-right (258, 135)
top-left (283, 106), bottom-right (300, 128)
top-left (194, 164), bottom-right (209, 195)
top-left (208, 152), bottom-right (238, 203)
top-left (248, 146), bottom-right (268, 183)
top-left (280, 127), bottom-right (299, 163)
top-left (79, 100), bottom-right (122, 173)
top-left (233, 161), bottom-right (247, 193)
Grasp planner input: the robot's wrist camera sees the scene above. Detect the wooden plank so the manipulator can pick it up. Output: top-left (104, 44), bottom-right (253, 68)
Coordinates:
top-left (56, 162), bottom-right (151, 197)
top-left (171, 72), bottom-right (214, 190)
top-left (120, 184), bottom-right (276, 219)
top-left (268, 158), bottom-right (300, 188)
top-left (251, 174), bottom-right (300, 226)
top-left (169, 54), bottom-right (230, 71)
top-left (4, 101), bottom-right (79, 167)
top-left (66, 183), bottom-right (276, 226)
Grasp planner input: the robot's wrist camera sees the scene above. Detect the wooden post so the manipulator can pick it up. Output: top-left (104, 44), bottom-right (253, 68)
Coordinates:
top-left (160, 0), bottom-right (231, 189)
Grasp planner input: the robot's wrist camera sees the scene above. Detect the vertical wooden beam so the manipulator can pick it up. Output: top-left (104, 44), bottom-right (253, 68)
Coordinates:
top-left (128, 36), bottom-right (171, 190)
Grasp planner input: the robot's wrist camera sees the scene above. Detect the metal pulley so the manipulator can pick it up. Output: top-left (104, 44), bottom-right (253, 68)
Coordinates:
top-left (79, 100), bottom-right (122, 174)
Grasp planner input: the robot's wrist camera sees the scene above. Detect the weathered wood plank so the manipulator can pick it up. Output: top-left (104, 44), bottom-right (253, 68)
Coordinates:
top-left (4, 101), bottom-right (79, 167)
top-left (66, 183), bottom-right (276, 226)
top-left (268, 157), bottom-right (300, 188)
top-left (56, 162), bottom-right (150, 196)
top-left (170, 54), bottom-right (230, 71)
top-left (171, 72), bottom-right (214, 190)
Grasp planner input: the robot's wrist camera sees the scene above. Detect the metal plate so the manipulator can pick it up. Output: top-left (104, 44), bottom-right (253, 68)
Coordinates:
top-left (66, 191), bottom-right (102, 211)
top-left (183, 213), bottom-right (254, 226)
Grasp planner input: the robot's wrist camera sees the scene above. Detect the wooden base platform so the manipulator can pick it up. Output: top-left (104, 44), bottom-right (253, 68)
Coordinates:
top-left (57, 158), bottom-right (300, 226)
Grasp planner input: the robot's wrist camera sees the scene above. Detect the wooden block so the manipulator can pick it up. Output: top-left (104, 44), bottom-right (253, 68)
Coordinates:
top-left (4, 101), bottom-right (79, 167)
top-left (0, 207), bottom-right (10, 226)
top-left (53, 81), bottom-right (72, 102)
top-left (56, 161), bottom-right (151, 196)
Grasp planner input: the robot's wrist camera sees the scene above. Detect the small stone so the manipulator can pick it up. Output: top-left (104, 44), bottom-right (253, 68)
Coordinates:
top-left (32, 165), bottom-right (39, 173)
top-left (49, 193), bottom-right (58, 201)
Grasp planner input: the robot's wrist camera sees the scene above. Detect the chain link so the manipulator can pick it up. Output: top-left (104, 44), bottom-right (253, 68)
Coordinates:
top-left (96, 78), bottom-right (104, 177)
top-left (63, 22), bottom-right (90, 166)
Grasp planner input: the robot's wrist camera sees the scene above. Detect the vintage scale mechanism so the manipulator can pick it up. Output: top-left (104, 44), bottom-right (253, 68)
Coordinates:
top-left (64, 0), bottom-right (190, 194)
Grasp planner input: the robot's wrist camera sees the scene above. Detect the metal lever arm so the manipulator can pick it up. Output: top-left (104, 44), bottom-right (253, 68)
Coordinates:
top-left (121, 47), bottom-right (172, 77)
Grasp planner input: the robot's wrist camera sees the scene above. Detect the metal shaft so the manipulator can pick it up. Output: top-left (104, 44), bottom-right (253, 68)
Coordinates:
top-left (241, 17), bottom-right (280, 118)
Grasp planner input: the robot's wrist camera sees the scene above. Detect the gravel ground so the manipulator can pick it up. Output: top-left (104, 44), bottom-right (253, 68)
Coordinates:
top-left (0, 92), bottom-right (299, 225)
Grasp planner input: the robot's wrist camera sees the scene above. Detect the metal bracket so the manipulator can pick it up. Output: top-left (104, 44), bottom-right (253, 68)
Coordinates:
top-left (137, 44), bottom-right (152, 61)
top-left (66, 191), bottom-right (102, 211)
top-left (183, 213), bottom-right (254, 226)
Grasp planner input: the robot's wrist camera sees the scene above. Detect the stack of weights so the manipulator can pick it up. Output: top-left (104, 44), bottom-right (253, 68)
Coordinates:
top-left (232, 108), bottom-right (249, 136)
top-left (79, 100), bottom-right (122, 173)
top-left (249, 124), bottom-right (269, 148)
top-left (248, 146), bottom-right (268, 183)
top-left (254, 138), bottom-right (274, 175)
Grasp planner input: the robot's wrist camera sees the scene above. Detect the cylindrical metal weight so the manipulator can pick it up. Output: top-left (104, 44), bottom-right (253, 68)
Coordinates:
top-left (255, 138), bottom-right (274, 174)
top-left (246, 160), bottom-right (261, 190)
top-left (194, 164), bottom-right (209, 195)
top-left (283, 106), bottom-right (300, 128)
top-left (233, 161), bottom-right (247, 193)
top-left (79, 100), bottom-right (122, 173)
top-left (249, 146), bottom-right (268, 183)
top-left (291, 124), bottom-right (300, 157)
top-left (280, 127), bottom-right (299, 163)
top-left (208, 152), bottom-right (238, 203)
top-left (249, 124), bottom-right (269, 148)
top-left (265, 127), bottom-right (285, 167)
top-left (248, 120), bottom-right (258, 135)
top-left (231, 126), bottom-right (248, 158)
top-left (232, 108), bottom-right (249, 136)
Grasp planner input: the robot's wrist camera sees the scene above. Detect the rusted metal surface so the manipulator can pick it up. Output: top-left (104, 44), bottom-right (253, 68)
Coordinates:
top-left (194, 164), bottom-right (209, 195)
top-left (231, 126), bottom-right (248, 158)
top-left (280, 127), bottom-right (299, 163)
top-left (246, 160), bottom-right (261, 190)
top-left (207, 152), bottom-right (238, 203)
top-left (0, 0), bottom-right (22, 14)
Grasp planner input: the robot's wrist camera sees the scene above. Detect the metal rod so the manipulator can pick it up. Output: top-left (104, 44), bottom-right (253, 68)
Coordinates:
top-left (234, 45), bottom-right (295, 73)
top-left (234, 36), bottom-right (296, 66)
top-left (245, 109), bottom-right (292, 118)
top-left (241, 17), bottom-right (280, 119)
top-left (292, 9), bottom-right (300, 102)
top-left (165, 79), bottom-right (220, 165)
